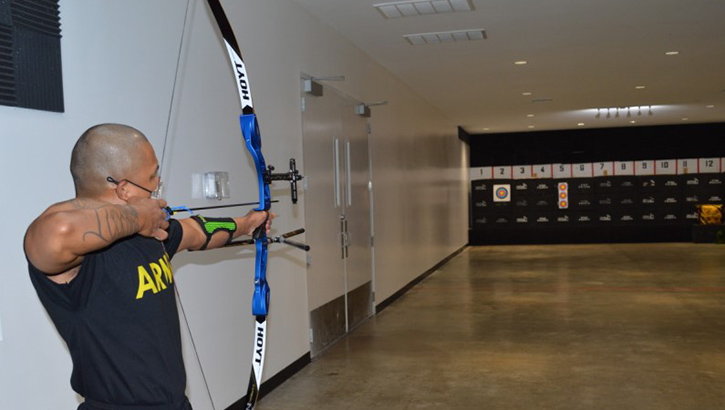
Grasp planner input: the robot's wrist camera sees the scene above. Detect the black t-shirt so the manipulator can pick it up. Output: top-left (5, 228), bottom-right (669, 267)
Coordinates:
top-left (28, 219), bottom-right (189, 408)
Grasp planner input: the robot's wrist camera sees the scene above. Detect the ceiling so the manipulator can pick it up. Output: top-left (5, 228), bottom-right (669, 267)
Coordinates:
top-left (291, 0), bottom-right (725, 134)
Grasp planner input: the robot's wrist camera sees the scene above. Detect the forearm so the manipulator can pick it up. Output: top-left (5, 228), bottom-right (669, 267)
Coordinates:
top-left (26, 200), bottom-right (143, 273)
top-left (68, 199), bottom-right (142, 246)
top-left (179, 211), bottom-right (269, 251)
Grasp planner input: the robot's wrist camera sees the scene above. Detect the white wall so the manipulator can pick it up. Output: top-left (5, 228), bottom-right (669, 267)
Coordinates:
top-left (0, 0), bottom-right (468, 409)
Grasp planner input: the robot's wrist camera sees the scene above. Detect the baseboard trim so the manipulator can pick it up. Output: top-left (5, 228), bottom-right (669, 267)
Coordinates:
top-left (376, 245), bottom-right (467, 313)
top-left (225, 352), bottom-right (311, 410)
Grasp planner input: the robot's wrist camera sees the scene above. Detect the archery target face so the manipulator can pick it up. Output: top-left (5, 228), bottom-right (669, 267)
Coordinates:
top-left (493, 184), bottom-right (511, 202)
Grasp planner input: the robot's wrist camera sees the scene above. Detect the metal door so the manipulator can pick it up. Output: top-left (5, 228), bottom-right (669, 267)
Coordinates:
top-left (301, 79), bottom-right (373, 356)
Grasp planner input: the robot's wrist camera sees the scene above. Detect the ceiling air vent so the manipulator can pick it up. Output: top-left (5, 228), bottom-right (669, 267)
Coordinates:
top-left (404, 29), bottom-right (486, 45)
top-left (374, 0), bottom-right (473, 19)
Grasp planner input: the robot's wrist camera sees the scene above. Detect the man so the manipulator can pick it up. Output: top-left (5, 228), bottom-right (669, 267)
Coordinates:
top-left (25, 123), bottom-right (271, 410)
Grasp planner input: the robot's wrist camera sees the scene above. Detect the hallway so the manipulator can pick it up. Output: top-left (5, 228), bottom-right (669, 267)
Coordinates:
top-left (259, 243), bottom-right (725, 409)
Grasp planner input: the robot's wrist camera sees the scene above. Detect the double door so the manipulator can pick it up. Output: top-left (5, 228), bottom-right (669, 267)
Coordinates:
top-left (301, 81), bottom-right (373, 356)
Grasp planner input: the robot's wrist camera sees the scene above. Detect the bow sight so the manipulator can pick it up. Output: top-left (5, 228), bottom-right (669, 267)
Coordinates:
top-left (265, 158), bottom-right (303, 204)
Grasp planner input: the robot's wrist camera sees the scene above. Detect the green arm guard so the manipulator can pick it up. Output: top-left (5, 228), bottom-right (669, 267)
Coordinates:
top-left (190, 215), bottom-right (237, 250)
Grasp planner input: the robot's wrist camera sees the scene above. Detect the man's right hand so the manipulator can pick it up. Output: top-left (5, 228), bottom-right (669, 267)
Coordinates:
top-left (127, 197), bottom-right (170, 241)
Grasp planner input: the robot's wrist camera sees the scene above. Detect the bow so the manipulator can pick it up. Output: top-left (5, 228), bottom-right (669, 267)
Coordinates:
top-left (202, 1), bottom-right (307, 409)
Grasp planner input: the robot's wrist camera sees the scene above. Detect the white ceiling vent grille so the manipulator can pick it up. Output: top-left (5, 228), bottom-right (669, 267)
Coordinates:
top-left (374, 0), bottom-right (473, 19)
top-left (404, 29), bottom-right (486, 45)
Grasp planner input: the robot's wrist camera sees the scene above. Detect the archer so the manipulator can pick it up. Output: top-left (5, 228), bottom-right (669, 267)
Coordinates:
top-left (24, 123), bottom-right (271, 410)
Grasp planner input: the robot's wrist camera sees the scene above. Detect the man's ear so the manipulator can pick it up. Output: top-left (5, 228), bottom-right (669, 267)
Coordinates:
top-left (114, 180), bottom-right (131, 201)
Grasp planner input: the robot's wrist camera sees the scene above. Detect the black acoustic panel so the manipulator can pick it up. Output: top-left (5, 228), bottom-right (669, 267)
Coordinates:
top-left (513, 197), bottom-right (530, 208)
top-left (490, 201), bottom-right (512, 212)
top-left (472, 215), bottom-right (491, 228)
top-left (596, 178), bottom-right (616, 192)
top-left (14, 25), bottom-right (63, 111)
top-left (531, 212), bottom-right (556, 225)
top-left (656, 175), bottom-right (682, 190)
top-left (471, 196), bottom-right (490, 212)
top-left (569, 179), bottom-right (596, 195)
top-left (702, 192), bottom-right (725, 204)
top-left (703, 174), bottom-right (725, 187)
top-left (532, 197), bottom-right (556, 210)
top-left (12, 0), bottom-right (61, 35)
top-left (681, 174), bottom-right (705, 192)
top-left (0, 0), bottom-right (62, 112)
top-left (569, 195), bottom-right (596, 210)
top-left (660, 195), bottom-right (682, 207)
top-left (682, 208), bottom-right (699, 224)
top-left (530, 180), bottom-right (555, 196)
top-left (0, 0), bottom-right (11, 25)
top-left (512, 180), bottom-right (531, 195)
top-left (491, 214), bottom-right (514, 226)
top-left (471, 180), bottom-right (491, 200)
top-left (511, 211), bottom-right (534, 226)
top-left (610, 209), bottom-right (638, 225)
top-left (596, 195), bottom-right (615, 208)
top-left (0, 24), bottom-right (15, 107)
top-left (570, 211), bottom-right (598, 225)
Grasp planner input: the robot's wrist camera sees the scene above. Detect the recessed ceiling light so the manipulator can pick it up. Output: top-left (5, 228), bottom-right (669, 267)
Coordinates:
top-left (682, 118), bottom-right (689, 121)
top-left (630, 121), bottom-right (637, 124)
top-left (527, 114), bottom-right (535, 117)
top-left (665, 51), bottom-right (680, 56)
top-left (404, 29), bottom-right (486, 45)
top-left (706, 105), bottom-right (715, 108)
top-left (514, 61), bottom-right (528, 65)
top-left (522, 92), bottom-right (532, 96)
top-left (577, 123), bottom-right (585, 126)
top-left (635, 86), bottom-right (646, 89)
top-left (528, 125), bottom-right (535, 129)
top-left (374, 0), bottom-right (474, 19)
top-left (483, 128), bottom-right (490, 131)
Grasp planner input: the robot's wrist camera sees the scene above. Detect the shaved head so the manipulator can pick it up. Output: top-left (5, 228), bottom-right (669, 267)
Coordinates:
top-left (70, 124), bottom-right (152, 196)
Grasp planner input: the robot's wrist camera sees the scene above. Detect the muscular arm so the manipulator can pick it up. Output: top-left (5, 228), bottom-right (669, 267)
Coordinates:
top-left (177, 210), bottom-right (272, 252)
top-left (25, 197), bottom-right (168, 275)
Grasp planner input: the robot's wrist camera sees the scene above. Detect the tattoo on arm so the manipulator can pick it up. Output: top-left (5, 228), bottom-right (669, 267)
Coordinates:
top-left (72, 200), bottom-right (140, 243)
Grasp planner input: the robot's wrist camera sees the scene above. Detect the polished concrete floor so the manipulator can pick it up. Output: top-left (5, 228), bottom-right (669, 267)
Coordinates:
top-left (260, 243), bottom-right (725, 409)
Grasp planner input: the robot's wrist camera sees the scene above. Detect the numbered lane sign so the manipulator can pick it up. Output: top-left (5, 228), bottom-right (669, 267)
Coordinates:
top-left (677, 158), bottom-right (697, 175)
top-left (532, 164), bottom-right (552, 179)
top-left (655, 159), bottom-right (677, 175)
top-left (593, 162), bottom-right (614, 177)
top-left (470, 167), bottom-right (493, 181)
top-left (572, 163), bottom-right (593, 178)
top-left (493, 166), bottom-right (512, 179)
top-left (513, 165), bottom-right (533, 180)
top-left (635, 160), bottom-right (655, 176)
top-left (699, 158), bottom-right (721, 173)
top-left (553, 163), bottom-right (572, 179)
top-left (614, 161), bottom-right (635, 176)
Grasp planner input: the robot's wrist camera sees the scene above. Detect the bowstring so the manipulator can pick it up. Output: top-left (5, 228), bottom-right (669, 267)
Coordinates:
top-left (162, 0), bottom-right (217, 409)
